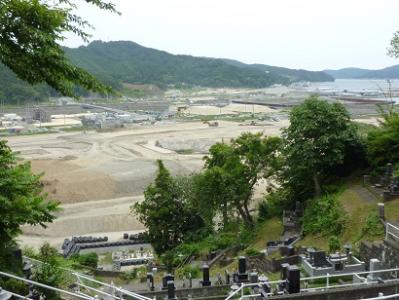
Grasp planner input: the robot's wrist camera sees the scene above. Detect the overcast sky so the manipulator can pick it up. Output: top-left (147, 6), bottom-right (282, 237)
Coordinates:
top-left (63, 0), bottom-right (399, 71)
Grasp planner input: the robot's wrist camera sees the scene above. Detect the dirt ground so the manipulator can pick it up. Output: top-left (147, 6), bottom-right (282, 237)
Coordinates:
top-left (7, 116), bottom-right (378, 249)
top-left (6, 120), bottom-right (287, 248)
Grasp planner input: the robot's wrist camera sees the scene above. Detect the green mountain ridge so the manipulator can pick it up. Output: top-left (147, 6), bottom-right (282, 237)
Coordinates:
top-left (222, 58), bottom-right (334, 82)
top-left (1, 40), bottom-right (335, 103)
top-left (325, 65), bottom-right (399, 79)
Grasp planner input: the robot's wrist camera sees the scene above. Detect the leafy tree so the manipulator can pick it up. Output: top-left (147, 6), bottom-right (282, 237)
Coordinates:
top-left (133, 160), bottom-right (205, 254)
top-left (0, 0), bottom-right (118, 96)
top-left (0, 140), bottom-right (59, 269)
top-left (199, 133), bottom-right (282, 227)
top-left (31, 243), bottom-right (66, 300)
top-left (388, 30), bottom-right (399, 58)
top-left (282, 96), bottom-right (363, 200)
top-left (367, 109), bottom-right (399, 167)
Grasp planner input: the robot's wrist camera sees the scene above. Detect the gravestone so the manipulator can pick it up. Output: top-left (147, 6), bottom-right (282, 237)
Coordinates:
top-left (147, 272), bottom-right (154, 291)
top-left (201, 264), bottom-right (211, 287)
top-left (250, 272), bottom-right (259, 283)
top-left (225, 270), bottom-right (231, 285)
top-left (367, 259), bottom-right (381, 281)
top-left (233, 256), bottom-right (249, 283)
top-left (162, 274), bottom-right (174, 290)
top-left (313, 251), bottom-right (327, 267)
top-left (287, 265), bottom-right (300, 294)
top-left (167, 281), bottom-right (176, 300)
top-left (378, 203), bottom-right (385, 220)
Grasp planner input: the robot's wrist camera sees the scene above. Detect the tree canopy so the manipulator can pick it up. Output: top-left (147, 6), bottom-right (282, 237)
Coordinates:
top-left (281, 96), bottom-right (363, 200)
top-left (0, 0), bottom-right (117, 97)
top-left (0, 140), bottom-right (59, 269)
top-left (133, 160), bottom-right (205, 254)
top-left (367, 109), bottom-right (399, 167)
top-left (198, 133), bottom-right (282, 227)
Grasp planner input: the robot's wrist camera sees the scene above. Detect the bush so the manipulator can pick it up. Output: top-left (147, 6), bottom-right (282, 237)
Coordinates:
top-left (257, 201), bottom-right (269, 222)
top-left (303, 194), bottom-right (346, 236)
top-left (175, 265), bottom-right (201, 279)
top-left (71, 253), bottom-right (99, 269)
top-left (245, 248), bottom-right (261, 257)
top-left (359, 212), bottom-right (385, 240)
top-left (264, 189), bottom-right (291, 217)
top-left (328, 236), bottom-right (341, 253)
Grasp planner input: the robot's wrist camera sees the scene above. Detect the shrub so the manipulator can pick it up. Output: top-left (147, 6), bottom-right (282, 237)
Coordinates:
top-left (176, 265), bottom-right (201, 279)
top-left (245, 248), bottom-right (261, 257)
top-left (72, 253), bottom-right (99, 269)
top-left (257, 200), bottom-right (269, 222)
top-left (328, 236), bottom-right (341, 253)
top-left (303, 194), bottom-right (346, 236)
top-left (360, 212), bottom-right (385, 240)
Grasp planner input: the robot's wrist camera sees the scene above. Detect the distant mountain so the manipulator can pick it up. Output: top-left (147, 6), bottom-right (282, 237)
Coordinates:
top-left (223, 59), bottom-right (334, 82)
top-left (359, 65), bottom-right (399, 79)
top-left (64, 41), bottom-right (290, 91)
top-left (324, 68), bottom-right (372, 79)
top-left (325, 65), bottom-right (399, 79)
top-left (0, 64), bottom-right (51, 104)
top-left (1, 40), bottom-right (335, 103)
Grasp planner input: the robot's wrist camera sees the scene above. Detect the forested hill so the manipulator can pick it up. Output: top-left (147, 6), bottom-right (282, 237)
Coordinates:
top-left (0, 64), bottom-right (51, 104)
top-left (1, 40), bottom-right (335, 103)
top-left (222, 59), bottom-right (334, 82)
top-left (63, 40), bottom-right (319, 89)
top-left (324, 68), bottom-right (374, 79)
top-left (325, 65), bottom-right (399, 79)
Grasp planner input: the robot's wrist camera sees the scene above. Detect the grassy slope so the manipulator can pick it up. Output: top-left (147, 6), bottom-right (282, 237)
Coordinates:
top-left (298, 181), bottom-right (392, 251)
top-left (250, 217), bottom-right (284, 251)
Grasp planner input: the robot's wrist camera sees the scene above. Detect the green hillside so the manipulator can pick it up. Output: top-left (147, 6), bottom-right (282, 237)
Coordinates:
top-left (223, 58), bottom-right (334, 82)
top-left (64, 41), bottom-right (289, 89)
top-left (0, 64), bottom-right (51, 104)
top-left (325, 65), bottom-right (399, 79)
top-left (324, 68), bottom-right (372, 79)
top-left (0, 40), bottom-right (335, 103)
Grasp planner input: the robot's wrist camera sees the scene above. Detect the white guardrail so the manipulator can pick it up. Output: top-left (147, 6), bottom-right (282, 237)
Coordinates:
top-left (225, 267), bottom-right (399, 300)
top-left (5, 256), bottom-right (152, 300)
top-left (386, 222), bottom-right (399, 241)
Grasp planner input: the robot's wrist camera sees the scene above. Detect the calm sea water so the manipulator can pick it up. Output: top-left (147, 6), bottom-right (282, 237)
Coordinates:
top-left (310, 79), bottom-right (399, 91)
top-left (307, 79), bottom-right (399, 103)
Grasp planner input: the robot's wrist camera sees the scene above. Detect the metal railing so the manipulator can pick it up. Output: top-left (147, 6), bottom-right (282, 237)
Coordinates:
top-left (0, 270), bottom-right (95, 299)
top-left (74, 272), bottom-right (152, 300)
top-left (225, 267), bottom-right (399, 300)
top-left (22, 256), bottom-right (152, 300)
top-left (386, 222), bottom-right (399, 241)
top-left (362, 292), bottom-right (399, 299)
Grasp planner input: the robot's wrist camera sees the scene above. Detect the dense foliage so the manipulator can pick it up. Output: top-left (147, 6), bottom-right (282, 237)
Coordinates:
top-left (303, 194), bottom-right (346, 237)
top-left (31, 243), bottom-right (66, 300)
top-left (0, 63), bottom-right (52, 104)
top-left (196, 133), bottom-right (282, 227)
top-left (64, 41), bottom-right (290, 90)
top-left (0, 0), bottom-right (116, 97)
top-left (281, 96), bottom-right (365, 201)
top-left (133, 160), bottom-right (205, 254)
top-left (222, 59), bottom-right (334, 82)
top-left (0, 140), bottom-right (59, 270)
top-left (367, 109), bottom-right (399, 167)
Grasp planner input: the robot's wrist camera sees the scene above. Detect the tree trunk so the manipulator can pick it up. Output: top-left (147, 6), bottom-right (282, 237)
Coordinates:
top-left (313, 173), bottom-right (321, 198)
top-left (222, 202), bottom-right (228, 227)
top-left (243, 203), bottom-right (254, 227)
top-left (237, 207), bottom-right (248, 224)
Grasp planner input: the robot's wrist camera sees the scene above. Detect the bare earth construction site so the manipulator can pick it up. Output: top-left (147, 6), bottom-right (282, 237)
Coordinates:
top-left (11, 119), bottom-right (288, 248)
